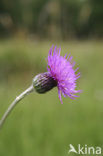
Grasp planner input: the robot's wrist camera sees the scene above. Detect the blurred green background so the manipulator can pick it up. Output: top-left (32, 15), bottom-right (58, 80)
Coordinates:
top-left (0, 0), bottom-right (103, 156)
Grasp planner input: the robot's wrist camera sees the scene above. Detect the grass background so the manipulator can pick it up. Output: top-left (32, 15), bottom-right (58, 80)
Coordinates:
top-left (0, 39), bottom-right (103, 156)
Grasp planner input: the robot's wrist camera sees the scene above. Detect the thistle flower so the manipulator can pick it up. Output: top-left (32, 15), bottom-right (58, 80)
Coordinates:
top-left (33, 45), bottom-right (81, 103)
top-left (0, 45), bottom-right (81, 128)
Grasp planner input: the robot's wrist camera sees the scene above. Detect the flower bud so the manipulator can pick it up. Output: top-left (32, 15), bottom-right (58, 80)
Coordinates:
top-left (33, 72), bottom-right (57, 93)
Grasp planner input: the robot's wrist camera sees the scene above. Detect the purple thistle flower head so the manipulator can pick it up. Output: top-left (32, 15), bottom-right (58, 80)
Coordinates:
top-left (33, 45), bottom-right (81, 104)
top-left (47, 45), bottom-right (81, 103)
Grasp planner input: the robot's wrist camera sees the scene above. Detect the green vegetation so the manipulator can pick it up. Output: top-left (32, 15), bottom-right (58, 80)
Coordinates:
top-left (0, 0), bottom-right (103, 38)
top-left (0, 39), bottom-right (103, 156)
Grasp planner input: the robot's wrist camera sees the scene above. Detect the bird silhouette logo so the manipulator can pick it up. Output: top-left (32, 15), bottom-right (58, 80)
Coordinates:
top-left (68, 144), bottom-right (78, 154)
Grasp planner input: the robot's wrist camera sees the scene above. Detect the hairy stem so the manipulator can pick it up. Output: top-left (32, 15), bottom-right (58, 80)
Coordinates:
top-left (0, 85), bottom-right (34, 129)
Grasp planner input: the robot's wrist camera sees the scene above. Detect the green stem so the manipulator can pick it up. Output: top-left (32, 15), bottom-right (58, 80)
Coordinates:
top-left (0, 85), bottom-right (34, 129)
